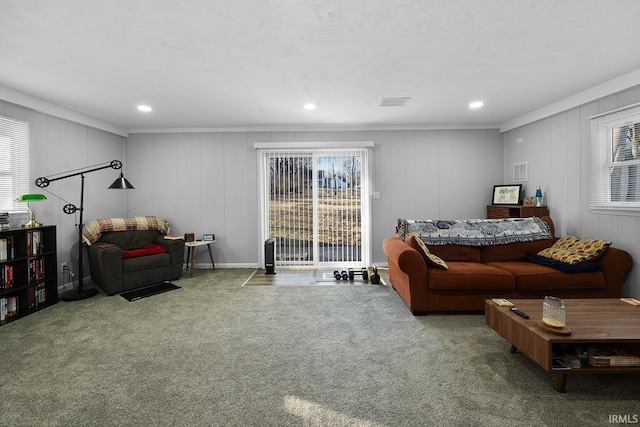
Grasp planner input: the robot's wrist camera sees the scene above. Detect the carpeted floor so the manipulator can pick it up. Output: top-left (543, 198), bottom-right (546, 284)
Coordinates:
top-left (0, 268), bottom-right (638, 426)
top-left (242, 268), bottom-right (386, 286)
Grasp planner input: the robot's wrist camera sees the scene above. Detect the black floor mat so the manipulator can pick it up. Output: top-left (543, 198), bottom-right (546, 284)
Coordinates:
top-left (120, 282), bottom-right (180, 301)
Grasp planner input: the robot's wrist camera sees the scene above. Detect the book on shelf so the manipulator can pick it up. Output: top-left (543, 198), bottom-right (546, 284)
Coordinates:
top-left (1, 296), bottom-right (19, 319)
top-left (29, 286), bottom-right (35, 310)
top-left (2, 264), bottom-right (14, 289)
top-left (588, 346), bottom-right (640, 367)
top-left (27, 230), bottom-right (42, 256)
top-left (37, 283), bottom-right (46, 307)
top-left (0, 235), bottom-right (15, 261)
top-left (0, 212), bottom-right (9, 230)
top-left (28, 283), bottom-right (46, 310)
top-left (28, 258), bottom-right (45, 283)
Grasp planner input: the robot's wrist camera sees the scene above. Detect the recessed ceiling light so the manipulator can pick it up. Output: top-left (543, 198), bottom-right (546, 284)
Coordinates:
top-left (469, 101), bottom-right (484, 109)
top-left (137, 105), bottom-right (152, 112)
top-left (303, 103), bottom-right (316, 110)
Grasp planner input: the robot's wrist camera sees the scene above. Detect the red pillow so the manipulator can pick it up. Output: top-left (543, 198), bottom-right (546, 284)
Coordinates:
top-left (122, 244), bottom-right (168, 259)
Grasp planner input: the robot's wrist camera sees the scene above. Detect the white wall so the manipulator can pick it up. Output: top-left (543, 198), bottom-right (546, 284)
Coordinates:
top-left (0, 100), bottom-right (126, 283)
top-left (126, 129), bottom-right (503, 267)
top-left (502, 84), bottom-right (640, 298)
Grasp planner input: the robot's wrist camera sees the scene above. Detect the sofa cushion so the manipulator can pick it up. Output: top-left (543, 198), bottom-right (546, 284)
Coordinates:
top-left (428, 245), bottom-right (482, 263)
top-left (524, 253), bottom-right (600, 273)
top-left (123, 253), bottom-right (172, 273)
top-left (480, 239), bottom-right (556, 262)
top-left (428, 262), bottom-right (515, 291)
top-left (486, 261), bottom-right (606, 291)
top-left (537, 235), bottom-right (611, 265)
top-left (406, 235), bottom-right (448, 269)
top-left (122, 244), bottom-right (168, 259)
top-left (100, 230), bottom-right (163, 250)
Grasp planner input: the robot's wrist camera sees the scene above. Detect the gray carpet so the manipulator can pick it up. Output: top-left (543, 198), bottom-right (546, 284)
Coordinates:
top-left (0, 268), bottom-right (638, 427)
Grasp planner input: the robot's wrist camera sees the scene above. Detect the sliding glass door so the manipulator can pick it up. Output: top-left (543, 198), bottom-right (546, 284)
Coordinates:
top-left (259, 147), bottom-right (370, 269)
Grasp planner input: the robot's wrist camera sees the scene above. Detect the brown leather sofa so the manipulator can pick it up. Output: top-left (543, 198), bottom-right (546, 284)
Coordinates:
top-left (383, 216), bottom-right (633, 315)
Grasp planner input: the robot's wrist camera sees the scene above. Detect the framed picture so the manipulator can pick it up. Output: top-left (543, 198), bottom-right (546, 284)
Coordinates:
top-left (492, 184), bottom-right (522, 205)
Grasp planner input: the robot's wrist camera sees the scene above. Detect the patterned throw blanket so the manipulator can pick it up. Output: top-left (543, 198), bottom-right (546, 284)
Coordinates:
top-left (82, 216), bottom-right (170, 246)
top-left (398, 217), bottom-right (552, 246)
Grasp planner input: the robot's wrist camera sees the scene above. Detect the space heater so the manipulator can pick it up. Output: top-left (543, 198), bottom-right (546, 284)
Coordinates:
top-left (264, 238), bottom-right (276, 274)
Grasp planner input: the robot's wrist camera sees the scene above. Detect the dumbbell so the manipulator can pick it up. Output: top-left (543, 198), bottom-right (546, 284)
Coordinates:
top-left (370, 266), bottom-right (381, 284)
top-left (348, 268), bottom-right (369, 281)
top-left (333, 270), bottom-right (342, 280)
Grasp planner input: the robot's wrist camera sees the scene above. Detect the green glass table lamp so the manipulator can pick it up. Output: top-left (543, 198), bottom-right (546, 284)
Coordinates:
top-left (17, 193), bottom-right (47, 228)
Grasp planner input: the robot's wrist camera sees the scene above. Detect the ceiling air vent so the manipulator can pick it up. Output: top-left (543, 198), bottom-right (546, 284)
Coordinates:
top-left (379, 97), bottom-right (411, 107)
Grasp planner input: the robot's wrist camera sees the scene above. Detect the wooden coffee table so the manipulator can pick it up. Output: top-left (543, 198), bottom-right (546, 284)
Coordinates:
top-left (485, 298), bottom-right (640, 392)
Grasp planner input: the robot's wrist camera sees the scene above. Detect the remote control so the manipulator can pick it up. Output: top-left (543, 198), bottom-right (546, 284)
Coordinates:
top-left (510, 307), bottom-right (530, 318)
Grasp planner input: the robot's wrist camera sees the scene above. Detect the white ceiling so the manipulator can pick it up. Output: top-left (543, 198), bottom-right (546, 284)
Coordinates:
top-left (2, 0), bottom-right (640, 132)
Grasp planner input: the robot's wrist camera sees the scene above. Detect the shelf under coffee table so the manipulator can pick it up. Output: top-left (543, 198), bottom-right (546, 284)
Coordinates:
top-left (485, 298), bottom-right (640, 393)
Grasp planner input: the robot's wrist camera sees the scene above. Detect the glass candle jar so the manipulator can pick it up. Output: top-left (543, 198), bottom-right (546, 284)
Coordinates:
top-left (543, 296), bottom-right (566, 328)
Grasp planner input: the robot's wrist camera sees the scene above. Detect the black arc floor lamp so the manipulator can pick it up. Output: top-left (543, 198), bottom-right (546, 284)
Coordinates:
top-left (35, 160), bottom-right (134, 301)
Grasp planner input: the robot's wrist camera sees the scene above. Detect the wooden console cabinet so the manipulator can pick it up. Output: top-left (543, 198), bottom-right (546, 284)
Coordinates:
top-left (0, 226), bottom-right (58, 325)
top-left (487, 205), bottom-right (549, 219)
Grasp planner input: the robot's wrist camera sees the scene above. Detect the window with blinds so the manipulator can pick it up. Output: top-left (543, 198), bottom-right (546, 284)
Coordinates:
top-left (258, 146), bottom-right (370, 268)
top-left (590, 105), bottom-right (640, 212)
top-left (0, 116), bottom-right (30, 212)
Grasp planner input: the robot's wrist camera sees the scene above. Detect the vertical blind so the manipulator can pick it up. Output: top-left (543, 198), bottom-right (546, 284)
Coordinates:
top-left (261, 147), bottom-right (369, 267)
top-left (267, 151), bottom-right (314, 265)
top-left (0, 116), bottom-right (29, 212)
top-left (316, 152), bottom-right (363, 265)
top-left (590, 105), bottom-right (640, 210)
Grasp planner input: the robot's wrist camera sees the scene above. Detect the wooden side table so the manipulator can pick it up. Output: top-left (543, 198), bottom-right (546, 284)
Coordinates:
top-left (185, 240), bottom-right (216, 278)
top-left (487, 205), bottom-right (549, 219)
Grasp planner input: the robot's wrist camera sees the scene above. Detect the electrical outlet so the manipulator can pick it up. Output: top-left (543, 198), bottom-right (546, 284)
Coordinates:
top-left (60, 262), bottom-right (67, 273)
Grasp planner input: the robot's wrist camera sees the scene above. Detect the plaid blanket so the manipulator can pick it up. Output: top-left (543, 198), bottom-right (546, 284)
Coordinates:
top-left (398, 217), bottom-right (552, 246)
top-left (82, 216), bottom-right (170, 246)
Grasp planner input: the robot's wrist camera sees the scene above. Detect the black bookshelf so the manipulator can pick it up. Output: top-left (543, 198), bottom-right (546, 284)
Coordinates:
top-left (0, 225), bottom-right (58, 325)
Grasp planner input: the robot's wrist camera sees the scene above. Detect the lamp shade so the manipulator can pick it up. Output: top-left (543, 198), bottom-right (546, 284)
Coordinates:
top-left (108, 173), bottom-right (135, 189)
top-left (17, 193), bottom-right (47, 202)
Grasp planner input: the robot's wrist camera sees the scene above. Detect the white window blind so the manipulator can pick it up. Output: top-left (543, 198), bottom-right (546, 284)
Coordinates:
top-left (590, 105), bottom-right (640, 212)
top-left (0, 116), bottom-right (30, 212)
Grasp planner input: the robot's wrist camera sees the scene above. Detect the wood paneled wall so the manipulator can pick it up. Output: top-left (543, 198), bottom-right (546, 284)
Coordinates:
top-left (127, 129), bottom-right (503, 266)
top-left (503, 84), bottom-right (640, 297)
top-left (1, 96), bottom-right (505, 276)
top-left (0, 100), bottom-right (126, 285)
